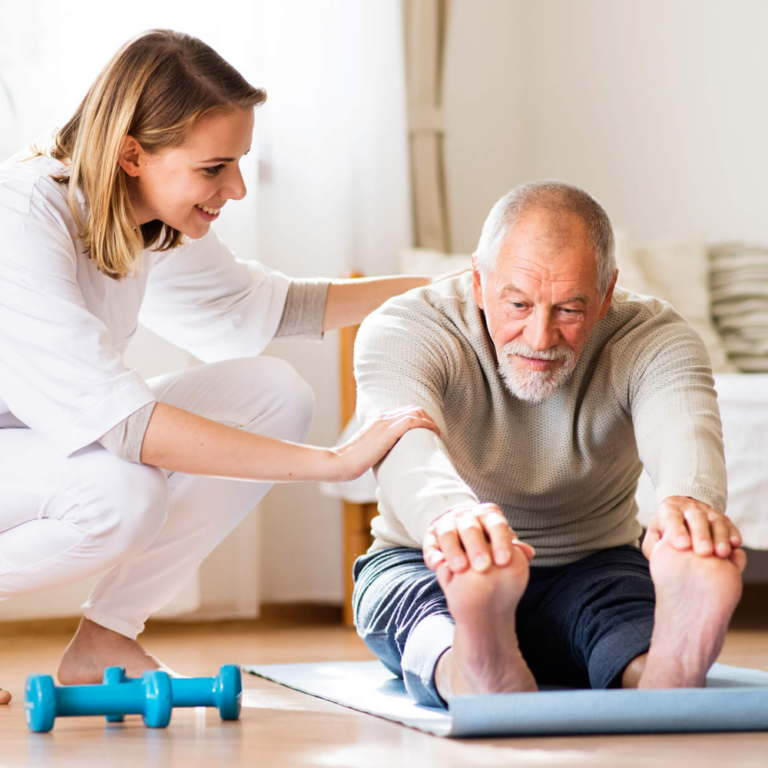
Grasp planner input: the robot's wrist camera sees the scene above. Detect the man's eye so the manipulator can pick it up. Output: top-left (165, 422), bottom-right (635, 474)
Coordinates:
top-left (511, 302), bottom-right (526, 309)
top-left (203, 164), bottom-right (225, 176)
top-left (560, 308), bottom-right (580, 315)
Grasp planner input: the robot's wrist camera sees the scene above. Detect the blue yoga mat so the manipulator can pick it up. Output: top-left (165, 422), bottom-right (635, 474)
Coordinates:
top-left (243, 660), bottom-right (768, 737)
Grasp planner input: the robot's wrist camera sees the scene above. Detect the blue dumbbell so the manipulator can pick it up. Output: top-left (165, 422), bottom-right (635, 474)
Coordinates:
top-left (102, 665), bottom-right (241, 723)
top-left (25, 670), bottom-right (173, 733)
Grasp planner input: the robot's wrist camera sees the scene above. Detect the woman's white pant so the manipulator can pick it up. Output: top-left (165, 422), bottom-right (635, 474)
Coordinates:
top-left (0, 357), bottom-right (315, 639)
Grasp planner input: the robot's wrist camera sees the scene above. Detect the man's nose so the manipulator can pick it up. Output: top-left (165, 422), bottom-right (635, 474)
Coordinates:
top-left (525, 309), bottom-right (560, 351)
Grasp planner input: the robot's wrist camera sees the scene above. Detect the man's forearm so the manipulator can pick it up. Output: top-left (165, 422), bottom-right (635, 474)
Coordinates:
top-left (374, 427), bottom-right (479, 545)
top-left (140, 402), bottom-right (335, 481)
top-left (323, 276), bottom-right (430, 331)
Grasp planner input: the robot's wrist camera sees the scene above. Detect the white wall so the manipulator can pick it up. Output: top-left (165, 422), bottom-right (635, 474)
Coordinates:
top-left (443, 0), bottom-right (534, 255)
top-left (529, 0), bottom-right (768, 244)
top-left (444, 0), bottom-right (768, 252)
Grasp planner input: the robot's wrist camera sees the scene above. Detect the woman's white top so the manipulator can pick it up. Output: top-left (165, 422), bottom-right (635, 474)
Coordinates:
top-left (0, 153), bottom-right (321, 458)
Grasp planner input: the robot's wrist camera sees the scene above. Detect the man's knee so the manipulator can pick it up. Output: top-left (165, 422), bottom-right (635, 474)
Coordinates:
top-left (66, 453), bottom-right (169, 555)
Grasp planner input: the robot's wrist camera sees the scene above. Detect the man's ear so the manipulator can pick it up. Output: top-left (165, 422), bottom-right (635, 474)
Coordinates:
top-left (471, 254), bottom-right (485, 310)
top-left (597, 269), bottom-right (619, 321)
top-left (118, 136), bottom-right (144, 178)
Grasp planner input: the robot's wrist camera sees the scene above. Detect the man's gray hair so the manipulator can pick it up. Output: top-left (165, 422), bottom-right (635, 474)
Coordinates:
top-left (474, 181), bottom-right (616, 296)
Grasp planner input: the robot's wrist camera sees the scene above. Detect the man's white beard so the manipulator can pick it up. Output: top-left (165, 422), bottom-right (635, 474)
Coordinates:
top-left (498, 339), bottom-right (577, 403)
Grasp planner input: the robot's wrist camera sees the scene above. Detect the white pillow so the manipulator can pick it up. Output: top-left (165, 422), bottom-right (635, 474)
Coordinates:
top-left (614, 232), bottom-right (733, 373)
top-left (613, 229), bottom-right (655, 296)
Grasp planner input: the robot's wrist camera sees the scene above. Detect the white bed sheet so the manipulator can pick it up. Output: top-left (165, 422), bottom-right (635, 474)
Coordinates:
top-left (636, 373), bottom-right (768, 547)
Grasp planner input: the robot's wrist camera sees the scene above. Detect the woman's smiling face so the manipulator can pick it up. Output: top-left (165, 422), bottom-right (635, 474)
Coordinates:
top-left (120, 106), bottom-right (254, 239)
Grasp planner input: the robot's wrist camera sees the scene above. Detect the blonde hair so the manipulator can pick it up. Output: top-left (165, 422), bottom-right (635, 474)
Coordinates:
top-left (50, 29), bottom-right (266, 280)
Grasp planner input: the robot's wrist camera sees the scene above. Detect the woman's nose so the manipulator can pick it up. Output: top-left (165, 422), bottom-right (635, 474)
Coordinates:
top-left (222, 167), bottom-right (247, 201)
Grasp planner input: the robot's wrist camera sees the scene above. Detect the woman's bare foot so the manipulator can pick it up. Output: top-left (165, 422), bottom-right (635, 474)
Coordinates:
top-left (57, 618), bottom-right (177, 685)
top-left (0, 687), bottom-right (11, 704)
top-left (434, 545), bottom-right (537, 700)
top-left (639, 537), bottom-right (746, 689)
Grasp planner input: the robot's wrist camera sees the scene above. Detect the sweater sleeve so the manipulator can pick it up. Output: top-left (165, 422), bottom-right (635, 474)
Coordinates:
top-left (616, 304), bottom-right (727, 513)
top-left (354, 298), bottom-right (479, 545)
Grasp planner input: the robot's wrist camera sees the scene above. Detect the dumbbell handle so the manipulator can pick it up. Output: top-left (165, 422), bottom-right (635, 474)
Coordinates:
top-left (105, 672), bottom-right (222, 706)
top-left (55, 680), bottom-right (153, 717)
top-left (104, 665), bottom-right (240, 719)
top-left (171, 678), bottom-right (219, 708)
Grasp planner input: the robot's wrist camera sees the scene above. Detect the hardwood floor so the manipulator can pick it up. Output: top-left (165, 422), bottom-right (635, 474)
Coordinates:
top-left (1, 608), bottom-right (768, 768)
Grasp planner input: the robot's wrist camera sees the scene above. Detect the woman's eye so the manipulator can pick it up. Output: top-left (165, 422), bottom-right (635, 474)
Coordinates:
top-left (511, 302), bottom-right (526, 309)
top-left (203, 164), bottom-right (226, 176)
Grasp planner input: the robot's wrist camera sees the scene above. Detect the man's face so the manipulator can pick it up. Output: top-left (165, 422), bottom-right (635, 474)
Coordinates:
top-left (472, 207), bottom-right (616, 402)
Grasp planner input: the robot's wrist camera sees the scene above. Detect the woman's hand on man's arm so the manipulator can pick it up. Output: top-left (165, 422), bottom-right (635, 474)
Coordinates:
top-left (139, 402), bottom-right (438, 483)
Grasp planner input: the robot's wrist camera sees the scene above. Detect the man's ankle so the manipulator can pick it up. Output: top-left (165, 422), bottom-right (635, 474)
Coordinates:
top-left (434, 648), bottom-right (455, 702)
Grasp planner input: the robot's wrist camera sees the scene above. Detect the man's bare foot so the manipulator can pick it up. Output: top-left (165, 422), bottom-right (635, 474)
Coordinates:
top-left (0, 688), bottom-right (11, 705)
top-left (57, 618), bottom-right (177, 685)
top-left (639, 537), bottom-right (746, 689)
top-left (434, 545), bottom-right (537, 700)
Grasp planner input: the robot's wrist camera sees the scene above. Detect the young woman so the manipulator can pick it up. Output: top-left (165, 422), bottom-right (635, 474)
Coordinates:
top-left (0, 29), bottom-right (439, 702)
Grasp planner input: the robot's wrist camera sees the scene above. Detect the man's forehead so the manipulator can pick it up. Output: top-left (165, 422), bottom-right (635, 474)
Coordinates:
top-left (492, 244), bottom-right (599, 303)
top-left (497, 214), bottom-right (598, 282)
top-left (503, 208), bottom-right (595, 258)
top-left (497, 249), bottom-right (596, 282)
top-left (499, 279), bottom-right (591, 305)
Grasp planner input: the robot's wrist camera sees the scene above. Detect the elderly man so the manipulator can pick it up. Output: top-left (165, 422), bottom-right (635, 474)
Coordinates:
top-left (352, 181), bottom-right (745, 708)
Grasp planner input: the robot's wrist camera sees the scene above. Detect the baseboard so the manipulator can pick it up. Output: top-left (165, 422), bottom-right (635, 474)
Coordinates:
top-left (0, 617), bottom-right (81, 636)
top-left (7, 588), bottom-right (761, 638)
top-left (256, 602), bottom-right (343, 625)
top-left (0, 602), bottom-right (345, 637)
top-left (151, 602), bottom-right (343, 629)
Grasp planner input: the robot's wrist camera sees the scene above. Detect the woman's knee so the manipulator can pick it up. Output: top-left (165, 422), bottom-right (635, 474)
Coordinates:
top-left (68, 455), bottom-right (169, 554)
top-left (243, 357), bottom-right (316, 442)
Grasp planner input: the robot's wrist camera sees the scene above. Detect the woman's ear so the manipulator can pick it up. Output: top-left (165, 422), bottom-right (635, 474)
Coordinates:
top-left (118, 136), bottom-right (143, 177)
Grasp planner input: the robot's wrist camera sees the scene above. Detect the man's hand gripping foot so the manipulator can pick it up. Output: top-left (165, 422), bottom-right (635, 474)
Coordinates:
top-left (637, 496), bottom-right (746, 689)
top-left (424, 504), bottom-right (538, 700)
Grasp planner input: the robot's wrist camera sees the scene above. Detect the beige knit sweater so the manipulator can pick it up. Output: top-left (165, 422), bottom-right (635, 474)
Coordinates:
top-left (354, 273), bottom-right (726, 567)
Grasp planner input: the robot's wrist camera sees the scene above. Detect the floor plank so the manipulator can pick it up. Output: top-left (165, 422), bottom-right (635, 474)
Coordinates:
top-left (1, 620), bottom-right (768, 767)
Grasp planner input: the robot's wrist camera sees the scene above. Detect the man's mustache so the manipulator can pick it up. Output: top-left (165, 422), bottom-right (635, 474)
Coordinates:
top-left (502, 340), bottom-right (575, 364)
